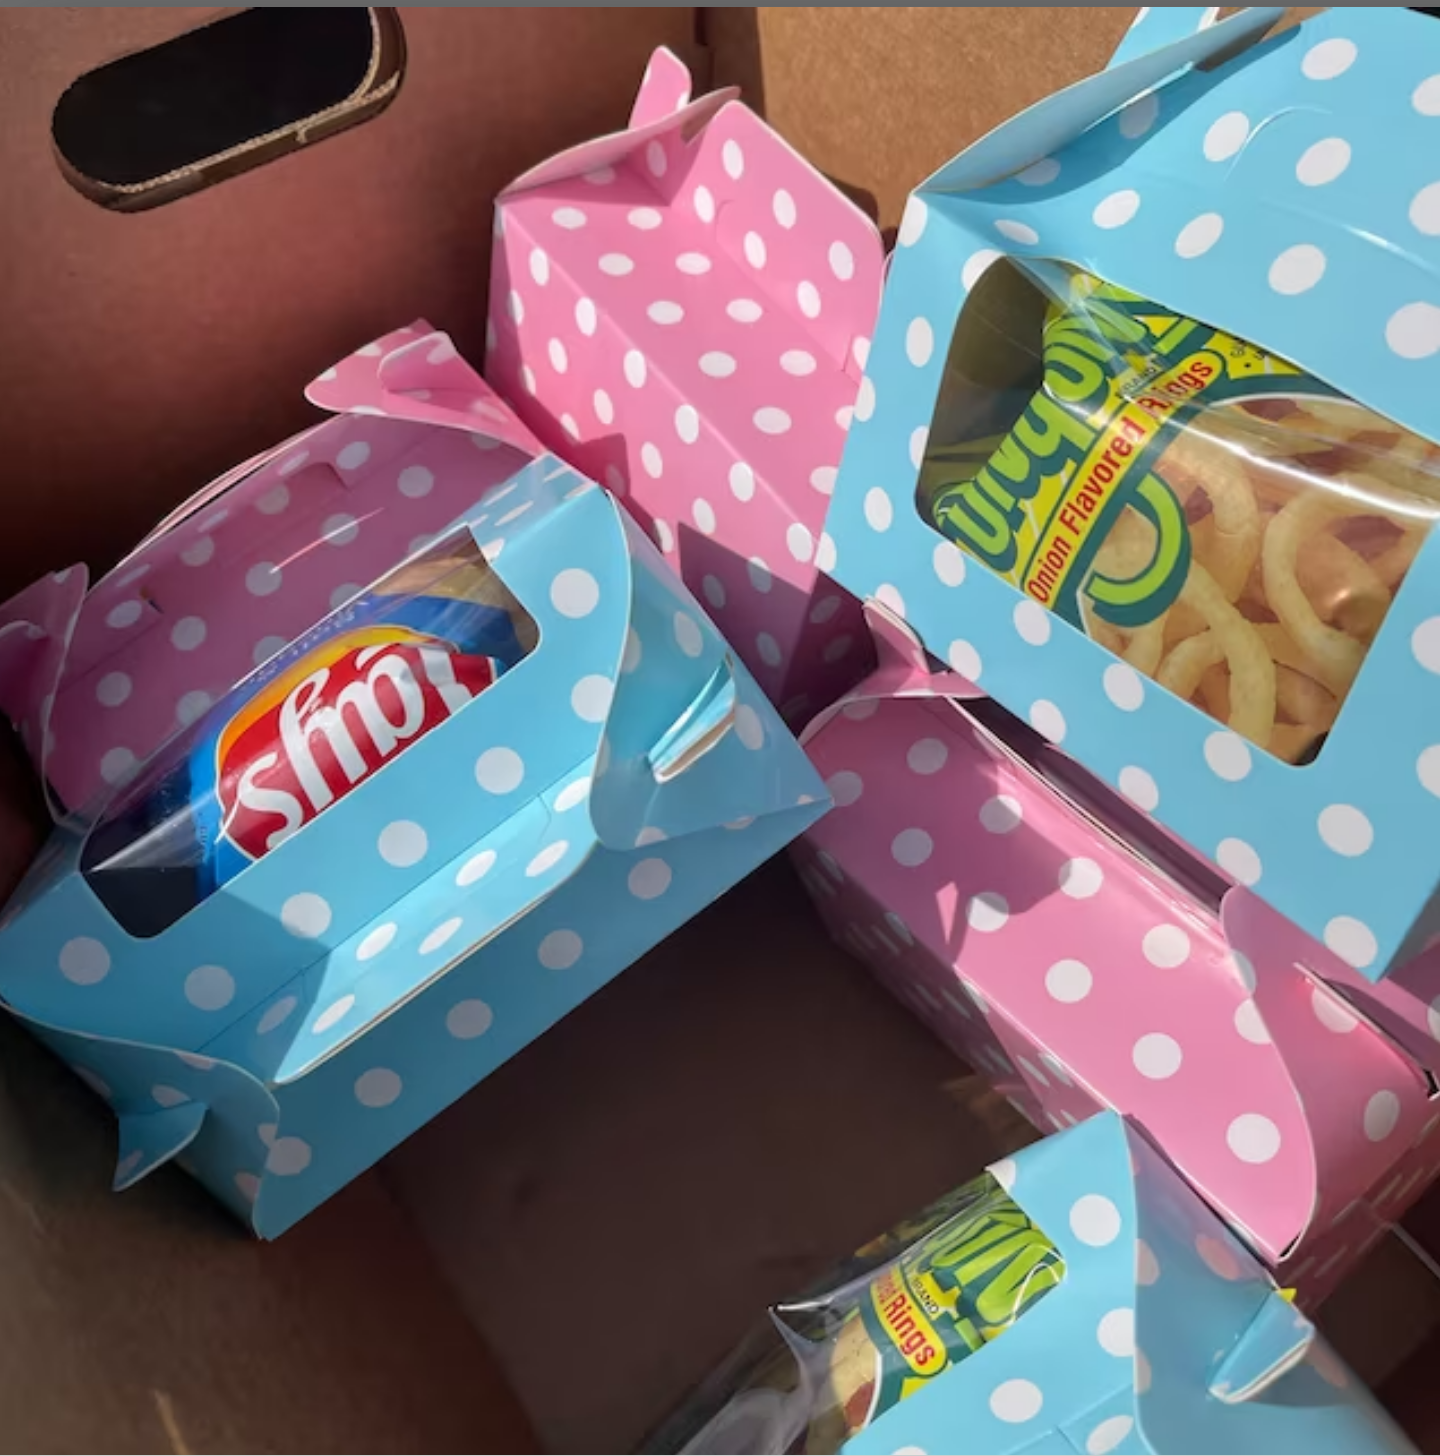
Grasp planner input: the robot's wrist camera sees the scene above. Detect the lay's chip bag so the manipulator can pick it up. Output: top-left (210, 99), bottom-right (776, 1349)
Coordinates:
top-left (82, 542), bottom-right (533, 936)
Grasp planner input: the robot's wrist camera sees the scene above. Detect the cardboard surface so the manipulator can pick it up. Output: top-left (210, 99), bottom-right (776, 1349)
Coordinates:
top-left (0, 7), bottom-right (699, 599)
top-left (709, 8), bottom-right (1135, 234)
top-left (0, 1004), bottom-right (536, 1454)
top-left (384, 856), bottom-right (1035, 1454)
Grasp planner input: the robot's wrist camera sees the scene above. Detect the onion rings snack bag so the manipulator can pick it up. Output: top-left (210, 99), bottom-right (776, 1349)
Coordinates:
top-left (919, 265), bottom-right (1440, 765)
top-left (82, 540), bottom-right (533, 937)
top-left (650, 1170), bottom-right (1062, 1455)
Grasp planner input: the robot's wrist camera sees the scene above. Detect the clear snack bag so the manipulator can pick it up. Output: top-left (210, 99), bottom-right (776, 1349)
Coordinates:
top-left (919, 263), bottom-right (1440, 765)
top-left (650, 1169), bottom-right (1063, 1455)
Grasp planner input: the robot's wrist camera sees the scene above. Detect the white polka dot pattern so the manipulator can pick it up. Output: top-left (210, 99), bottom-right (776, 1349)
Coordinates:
top-left (824, 1081), bottom-right (1387, 1450)
top-left (14, 287), bottom-right (829, 1237)
top-left (797, 681), bottom-right (1435, 1298)
top-left (485, 68), bottom-right (880, 712)
top-left (818, 6), bottom-right (1440, 984)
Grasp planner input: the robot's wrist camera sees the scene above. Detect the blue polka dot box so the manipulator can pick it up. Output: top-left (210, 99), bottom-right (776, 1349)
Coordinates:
top-left (660, 1111), bottom-right (1410, 1455)
top-left (0, 325), bottom-right (826, 1237)
top-left (824, 5), bottom-right (1440, 984)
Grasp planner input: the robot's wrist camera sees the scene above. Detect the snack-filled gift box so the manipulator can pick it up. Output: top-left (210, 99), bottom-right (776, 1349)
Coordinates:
top-left (821, 4), bottom-right (1440, 979)
top-left (0, 325), bottom-right (826, 1236)
top-left (487, 46), bottom-right (884, 724)
top-left (652, 1111), bottom-right (1412, 1454)
top-left (794, 610), bottom-right (1440, 1308)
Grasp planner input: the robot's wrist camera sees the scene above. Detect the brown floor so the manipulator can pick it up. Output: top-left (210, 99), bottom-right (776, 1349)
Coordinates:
top-left (383, 856), bottom-right (1038, 1453)
top-left (381, 855), bottom-right (1440, 1453)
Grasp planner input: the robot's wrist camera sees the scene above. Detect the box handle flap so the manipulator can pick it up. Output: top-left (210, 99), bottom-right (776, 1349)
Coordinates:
top-left (1209, 1295), bottom-right (1314, 1403)
top-left (591, 512), bottom-right (824, 847)
top-left (305, 323), bottom-right (544, 459)
top-left (799, 600), bottom-right (980, 746)
top-left (629, 45), bottom-right (695, 130)
top-left (2, 1000), bottom-right (276, 1225)
top-left (1221, 886), bottom-right (1434, 1252)
top-left (501, 47), bottom-right (736, 198)
top-left (1108, 7), bottom-right (1223, 70)
top-left (650, 657), bottom-right (736, 783)
top-left (0, 569), bottom-right (89, 817)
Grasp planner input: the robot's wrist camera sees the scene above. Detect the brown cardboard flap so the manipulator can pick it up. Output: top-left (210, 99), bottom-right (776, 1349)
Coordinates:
top-left (0, 7), bottom-right (700, 599)
top-left (709, 8), bottom-right (1134, 235)
top-left (707, 8), bottom-right (1326, 237)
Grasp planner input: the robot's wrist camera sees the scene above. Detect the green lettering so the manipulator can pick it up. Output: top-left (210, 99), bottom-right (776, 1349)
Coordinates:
top-left (932, 483), bottom-right (1018, 573)
top-left (973, 1239), bottom-right (1065, 1329)
top-left (1085, 471), bottom-right (1191, 628)
top-left (974, 464), bottom-right (1018, 510)
top-left (927, 1209), bottom-right (1028, 1272)
top-left (1015, 391), bottom-right (1092, 462)
top-left (1045, 342), bottom-right (1108, 411)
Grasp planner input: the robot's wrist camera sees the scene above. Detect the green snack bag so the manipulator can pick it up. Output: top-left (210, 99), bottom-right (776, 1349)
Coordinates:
top-left (919, 265), bottom-right (1440, 764)
top-left (648, 1170), bottom-right (1063, 1455)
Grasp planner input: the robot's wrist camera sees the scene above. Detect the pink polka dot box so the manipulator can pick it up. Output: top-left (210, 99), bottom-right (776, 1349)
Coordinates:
top-left (487, 46), bottom-right (883, 728)
top-left (0, 325), bottom-right (826, 1236)
top-left (796, 606), bottom-right (1440, 1310)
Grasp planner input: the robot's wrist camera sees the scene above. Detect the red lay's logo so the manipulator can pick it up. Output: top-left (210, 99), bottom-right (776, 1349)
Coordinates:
top-left (215, 626), bottom-right (497, 862)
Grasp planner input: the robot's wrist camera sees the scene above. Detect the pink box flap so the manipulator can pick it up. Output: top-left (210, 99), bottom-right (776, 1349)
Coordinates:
top-left (24, 324), bottom-right (539, 813)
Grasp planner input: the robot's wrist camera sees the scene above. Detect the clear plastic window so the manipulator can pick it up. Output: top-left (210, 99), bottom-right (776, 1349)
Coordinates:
top-left (649, 1169), bottom-right (1063, 1455)
top-left (82, 533), bottom-right (536, 937)
top-left (918, 260), bottom-right (1440, 764)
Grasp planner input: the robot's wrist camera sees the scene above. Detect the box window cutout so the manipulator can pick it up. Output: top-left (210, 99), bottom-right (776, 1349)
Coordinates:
top-left (917, 259), bottom-right (1440, 766)
top-left (648, 1167), bottom-right (1063, 1454)
top-left (52, 8), bottom-right (404, 211)
top-left (81, 532), bottom-right (536, 937)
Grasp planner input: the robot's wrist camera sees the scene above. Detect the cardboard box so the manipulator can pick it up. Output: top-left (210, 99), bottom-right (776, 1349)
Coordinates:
top-left (0, 6), bottom-right (1433, 1451)
top-left (0, 324), bottom-right (825, 1236)
top-left (795, 609), bottom-right (1440, 1307)
top-left (488, 46), bottom-right (881, 723)
top-left (0, 7), bottom-right (700, 601)
top-left (822, 5), bottom-right (1440, 981)
top-left (707, 8), bottom-right (1136, 235)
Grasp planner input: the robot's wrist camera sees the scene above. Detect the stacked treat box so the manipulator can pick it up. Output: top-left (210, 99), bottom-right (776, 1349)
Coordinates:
top-left (486, 47), bottom-right (883, 726)
top-left (1, 5), bottom-right (1439, 1453)
top-left (811, 0), bottom-right (1440, 1279)
top-left (487, 9), bottom-right (1440, 1451)
top-left (0, 325), bottom-right (825, 1236)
